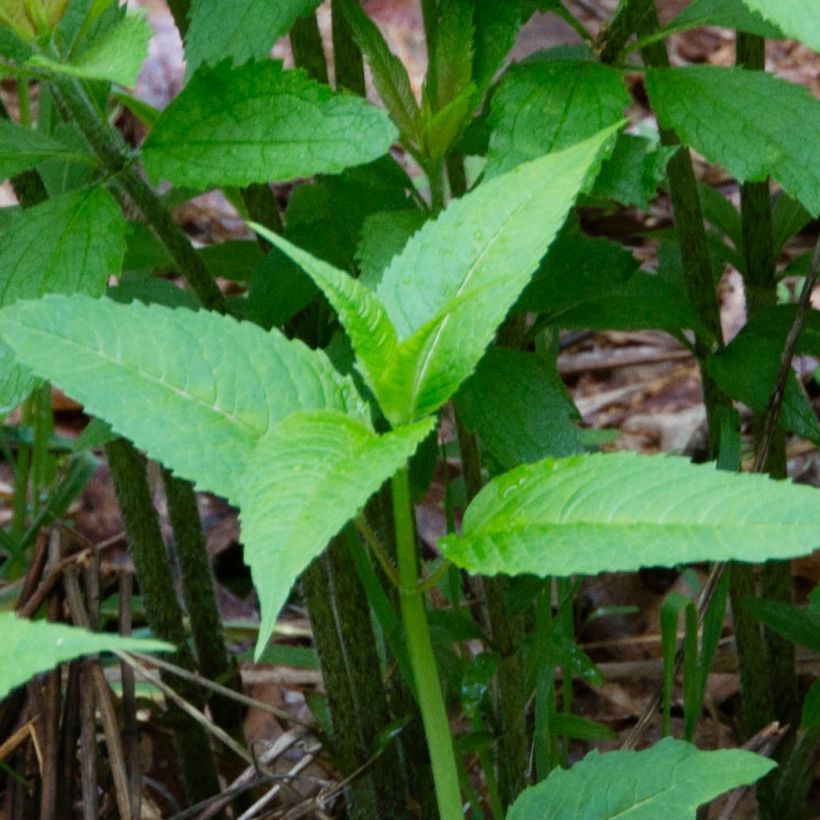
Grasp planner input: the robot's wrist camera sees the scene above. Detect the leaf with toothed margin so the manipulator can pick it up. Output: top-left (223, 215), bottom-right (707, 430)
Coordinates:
top-left (737, 0), bottom-right (820, 52)
top-left (0, 613), bottom-right (171, 701)
top-left (440, 451), bottom-right (820, 579)
top-left (239, 410), bottom-right (434, 658)
top-left (0, 295), bottom-right (366, 503)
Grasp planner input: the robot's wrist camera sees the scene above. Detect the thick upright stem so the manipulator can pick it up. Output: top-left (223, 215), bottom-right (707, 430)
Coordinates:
top-left (50, 75), bottom-right (228, 314)
top-left (392, 467), bottom-right (462, 820)
top-left (104, 440), bottom-right (222, 809)
top-left (161, 472), bottom-right (246, 740)
top-left (302, 537), bottom-right (410, 819)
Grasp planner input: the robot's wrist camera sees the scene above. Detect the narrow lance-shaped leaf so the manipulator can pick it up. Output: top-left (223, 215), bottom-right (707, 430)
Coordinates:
top-left (737, 0), bottom-right (820, 52)
top-left (507, 736), bottom-right (775, 820)
top-left (440, 451), bottom-right (820, 578)
top-left (666, 0), bottom-right (783, 40)
top-left (0, 296), bottom-right (366, 503)
top-left (239, 410), bottom-right (434, 657)
top-left (0, 613), bottom-right (171, 701)
top-left (646, 67), bottom-right (820, 215)
top-left (0, 119), bottom-right (93, 179)
top-left (185, 0), bottom-right (322, 76)
top-left (141, 60), bottom-right (398, 189)
top-left (28, 11), bottom-right (151, 86)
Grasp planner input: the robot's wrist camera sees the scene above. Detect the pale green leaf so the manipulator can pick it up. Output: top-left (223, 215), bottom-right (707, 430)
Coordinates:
top-left (239, 410), bottom-right (434, 657)
top-left (668, 0), bottom-right (783, 39)
top-left (375, 130), bottom-right (617, 423)
top-left (28, 11), bottom-right (150, 86)
top-left (507, 737), bottom-right (775, 820)
top-left (0, 186), bottom-right (127, 306)
top-left (141, 60), bottom-right (398, 189)
top-left (185, 0), bottom-right (322, 75)
top-left (0, 119), bottom-right (91, 179)
top-left (738, 0), bottom-right (820, 51)
top-left (338, 0), bottom-right (420, 144)
top-left (0, 337), bottom-right (37, 416)
top-left (486, 59), bottom-right (629, 178)
top-left (0, 295), bottom-right (366, 502)
top-left (456, 347), bottom-right (583, 469)
top-left (646, 67), bottom-right (820, 215)
top-left (440, 451), bottom-right (820, 578)
top-left (0, 613), bottom-right (171, 701)
top-left (251, 223), bottom-right (398, 400)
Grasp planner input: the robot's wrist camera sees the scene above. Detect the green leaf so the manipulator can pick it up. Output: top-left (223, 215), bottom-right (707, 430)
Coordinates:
top-left (239, 410), bottom-right (434, 657)
top-left (801, 679), bottom-right (820, 728)
top-left (472, 0), bottom-right (521, 92)
top-left (0, 186), bottom-right (127, 305)
top-left (338, 0), bottom-right (420, 145)
top-left (590, 133), bottom-right (675, 209)
top-left (440, 451), bottom-right (820, 578)
top-left (0, 295), bottom-right (366, 502)
top-left (772, 192), bottom-right (812, 255)
top-left (668, 0), bottom-right (784, 39)
top-left (743, 597), bottom-right (820, 654)
top-left (486, 59), bottom-right (629, 179)
top-left (646, 67), bottom-right (820, 216)
top-left (0, 119), bottom-right (91, 178)
top-left (738, 0), bottom-right (820, 51)
top-left (423, 0), bottom-right (474, 113)
top-left (456, 347), bottom-right (584, 469)
top-left (507, 737), bottom-right (775, 819)
top-left (28, 10), bottom-right (150, 86)
top-left (185, 0), bottom-right (322, 75)
top-left (141, 60), bottom-right (398, 189)
top-left (518, 229), bottom-right (703, 335)
top-left (707, 307), bottom-right (820, 443)
top-left (357, 209), bottom-right (428, 290)
top-left (0, 613), bottom-right (171, 701)
top-left (0, 338), bottom-right (37, 416)
top-left (374, 130), bottom-right (617, 423)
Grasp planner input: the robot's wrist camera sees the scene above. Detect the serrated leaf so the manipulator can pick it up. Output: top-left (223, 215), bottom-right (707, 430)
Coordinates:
top-left (0, 613), bottom-right (171, 701)
top-left (456, 347), bottom-right (583, 469)
top-left (668, 0), bottom-right (783, 39)
top-left (28, 11), bottom-right (150, 86)
top-left (440, 451), bottom-right (820, 578)
top-left (0, 186), bottom-right (127, 305)
top-left (374, 131), bottom-right (617, 423)
top-left (738, 0), bottom-right (820, 52)
top-left (338, 0), bottom-right (420, 145)
top-left (239, 410), bottom-right (434, 657)
top-left (185, 0), bottom-right (322, 76)
top-left (0, 296), bottom-right (366, 502)
top-left (707, 307), bottom-right (820, 443)
top-left (507, 737), bottom-right (775, 820)
top-left (646, 67), bottom-right (820, 216)
top-left (141, 60), bottom-right (398, 189)
top-left (486, 59), bottom-right (629, 179)
top-left (0, 119), bottom-right (91, 179)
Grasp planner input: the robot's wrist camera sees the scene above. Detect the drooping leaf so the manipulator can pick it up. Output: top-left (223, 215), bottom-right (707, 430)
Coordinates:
top-left (737, 0), bottom-right (820, 52)
top-left (337, 0), bottom-right (420, 144)
top-left (0, 186), bottom-right (127, 305)
top-left (667, 0), bottom-right (783, 39)
top-left (507, 736), bottom-right (775, 820)
top-left (590, 133), bottom-right (675, 209)
top-left (707, 306), bottom-right (820, 444)
top-left (646, 67), bottom-right (820, 215)
top-left (141, 60), bottom-right (398, 189)
top-left (456, 347), bottom-right (583, 469)
top-left (28, 10), bottom-right (150, 86)
top-left (440, 451), bottom-right (820, 578)
top-left (0, 296), bottom-right (366, 502)
top-left (185, 0), bottom-right (322, 75)
top-left (0, 119), bottom-right (91, 179)
top-left (0, 613), bottom-right (171, 701)
top-left (239, 410), bottom-right (434, 657)
top-left (374, 130), bottom-right (618, 423)
top-left (485, 59), bottom-right (629, 178)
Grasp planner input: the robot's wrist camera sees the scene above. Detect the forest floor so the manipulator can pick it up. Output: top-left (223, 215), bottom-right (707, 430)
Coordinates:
top-left (2, 1), bottom-right (819, 817)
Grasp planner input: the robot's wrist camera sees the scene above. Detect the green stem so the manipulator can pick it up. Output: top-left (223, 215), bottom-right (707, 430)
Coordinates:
top-left (161, 471), bottom-right (245, 740)
top-left (290, 13), bottom-right (329, 84)
top-left (331, 0), bottom-right (366, 94)
top-left (104, 439), bottom-right (222, 809)
top-left (49, 74), bottom-right (229, 314)
top-left (392, 467), bottom-right (462, 820)
top-left (534, 584), bottom-right (556, 781)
